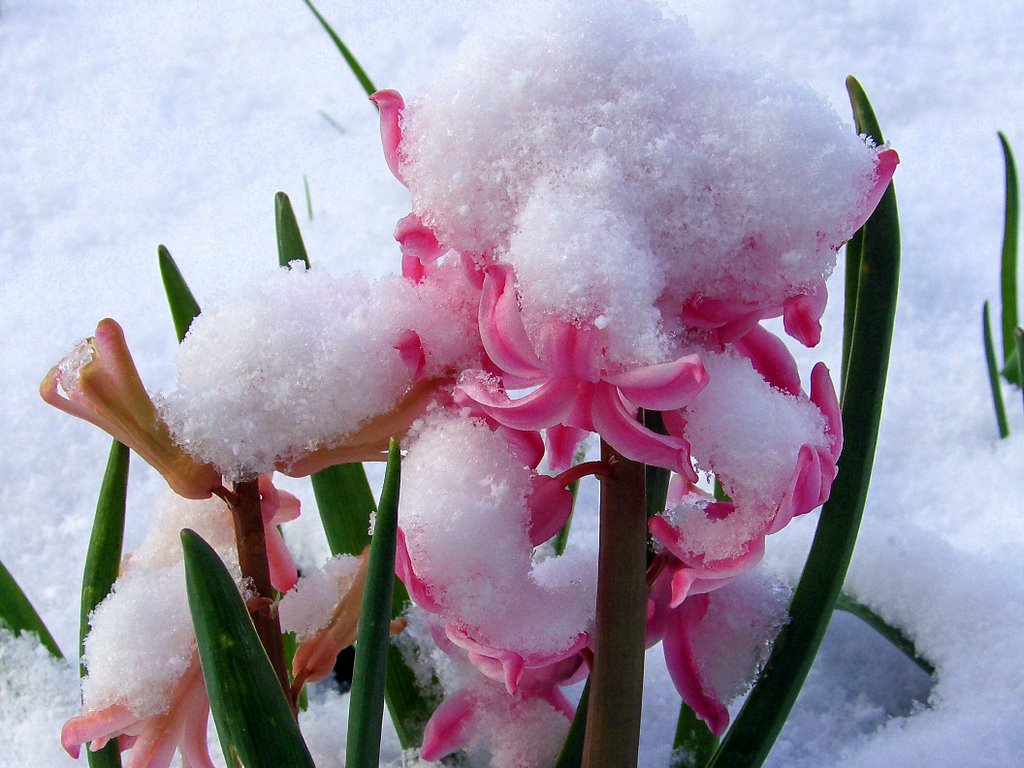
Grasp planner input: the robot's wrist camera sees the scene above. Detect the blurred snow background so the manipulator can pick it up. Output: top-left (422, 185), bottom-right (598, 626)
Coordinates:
top-left (1, 1), bottom-right (1022, 765)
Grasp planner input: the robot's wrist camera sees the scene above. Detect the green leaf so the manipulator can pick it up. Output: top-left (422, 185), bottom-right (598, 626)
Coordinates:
top-left (670, 703), bottom-right (718, 768)
top-left (158, 245), bottom-right (202, 343)
top-left (0, 559), bottom-right (62, 659)
top-left (834, 593), bottom-right (935, 676)
top-left (644, 410), bottom-right (671, 520)
top-left (1016, 327), bottom-right (1024, 414)
top-left (706, 76), bottom-right (901, 768)
top-left (553, 442), bottom-right (593, 556)
top-left (303, 175), bottom-right (314, 222)
top-left (346, 439), bottom-right (401, 768)
top-left (301, 0), bottom-right (377, 98)
top-left (312, 464), bottom-right (374, 556)
top-left (79, 440), bottom-right (130, 768)
top-left (275, 192), bottom-right (311, 270)
top-left (999, 132), bottom-right (1020, 365)
top-left (554, 680), bottom-right (589, 768)
top-left (1000, 345), bottom-right (1020, 386)
top-left (182, 529), bottom-right (315, 768)
top-left (984, 301), bottom-right (1010, 437)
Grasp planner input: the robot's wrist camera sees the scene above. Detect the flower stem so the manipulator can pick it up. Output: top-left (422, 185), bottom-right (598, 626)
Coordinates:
top-left (581, 441), bottom-right (648, 768)
top-left (228, 478), bottom-right (290, 703)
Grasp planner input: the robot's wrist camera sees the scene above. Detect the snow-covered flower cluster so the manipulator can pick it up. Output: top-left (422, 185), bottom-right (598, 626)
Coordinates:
top-left (42, 0), bottom-right (896, 766)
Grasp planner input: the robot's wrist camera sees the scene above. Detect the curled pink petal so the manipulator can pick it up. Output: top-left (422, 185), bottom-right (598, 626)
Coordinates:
top-left (544, 424), bottom-right (589, 472)
top-left (62, 704), bottom-right (139, 759)
top-left (604, 354), bottom-right (707, 411)
top-left (680, 295), bottom-right (766, 341)
top-left (732, 326), bottom-right (802, 397)
top-left (536, 322), bottom-right (601, 382)
top-left (456, 372), bottom-right (577, 432)
top-left (395, 213), bottom-right (445, 281)
top-left (394, 329), bottom-right (427, 381)
top-left (850, 147), bottom-right (899, 233)
top-left (421, 690), bottom-right (478, 762)
top-left (478, 264), bottom-right (544, 380)
top-left (395, 528), bottom-right (443, 612)
top-left (526, 475), bottom-right (575, 546)
top-left (810, 362), bottom-right (843, 460)
top-left (591, 383), bottom-right (696, 479)
top-left (662, 594), bottom-right (731, 736)
top-left (782, 282), bottom-right (827, 348)
top-left (370, 89), bottom-right (406, 185)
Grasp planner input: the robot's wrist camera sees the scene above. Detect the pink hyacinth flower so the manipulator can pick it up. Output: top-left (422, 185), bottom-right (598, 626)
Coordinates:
top-left (61, 655), bottom-right (213, 768)
top-left (457, 263), bottom-right (707, 477)
top-left (257, 474), bottom-right (301, 593)
top-left (40, 319), bottom-right (221, 500)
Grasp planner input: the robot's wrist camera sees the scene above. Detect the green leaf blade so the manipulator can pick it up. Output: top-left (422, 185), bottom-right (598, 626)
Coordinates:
top-left (999, 132), bottom-right (1020, 364)
top-left (158, 245), bottom-right (202, 343)
top-left (275, 192), bottom-right (311, 270)
top-left (346, 439), bottom-right (401, 768)
top-left (182, 530), bottom-right (315, 768)
top-left (984, 301), bottom-right (1010, 437)
top-left (302, 0), bottom-right (377, 98)
top-left (0, 559), bottom-right (62, 659)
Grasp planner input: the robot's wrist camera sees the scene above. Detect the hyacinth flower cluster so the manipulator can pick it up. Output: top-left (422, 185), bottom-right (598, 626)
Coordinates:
top-left (39, 2), bottom-right (898, 767)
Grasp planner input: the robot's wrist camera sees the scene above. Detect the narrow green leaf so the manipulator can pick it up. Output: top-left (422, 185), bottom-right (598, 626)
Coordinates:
top-left (670, 703), bottom-right (718, 768)
top-left (312, 464), bottom-right (375, 555)
top-left (644, 410), bottom-right (671, 520)
top-left (346, 439), bottom-right (401, 768)
top-left (706, 77), bottom-right (900, 768)
top-left (1001, 346), bottom-right (1020, 386)
top-left (302, 0), bottom-right (377, 98)
top-left (318, 109), bottom-right (348, 135)
top-left (554, 680), bottom-right (589, 768)
top-left (182, 529), bottom-right (315, 768)
top-left (984, 301), bottom-right (1010, 437)
top-left (0, 559), bottom-right (62, 658)
top-left (303, 175), bottom-right (314, 221)
top-left (842, 228), bottom-right (865, 395)
top-left (1015, 327), bottom-right (1024, 415)
top-left (275, 192), bottom-right (311, 270)
top-left (79, 440), bottom-right (129, 768)
top-left (158, 245), bottom-right (202, 343)
top-left (553, 442), bottom-right (593, 556)
top-left (834, 593), bottom-right (935, 676)
top-left (999, 132), bottom-right (1020, 365)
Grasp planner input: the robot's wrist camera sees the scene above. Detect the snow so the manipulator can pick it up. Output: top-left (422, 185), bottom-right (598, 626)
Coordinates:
top-left (1, 0), bottom-right (1023, 766)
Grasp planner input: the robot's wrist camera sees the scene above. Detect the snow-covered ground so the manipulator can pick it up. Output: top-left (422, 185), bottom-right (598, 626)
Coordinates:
top-left (2, 1), bottom-right (1022, 766)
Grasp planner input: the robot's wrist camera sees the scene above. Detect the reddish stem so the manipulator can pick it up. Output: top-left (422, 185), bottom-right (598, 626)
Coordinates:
top-left (227, 479), bottom-right (292, 707)
top-left (581, 442), bottom-right (648, 768)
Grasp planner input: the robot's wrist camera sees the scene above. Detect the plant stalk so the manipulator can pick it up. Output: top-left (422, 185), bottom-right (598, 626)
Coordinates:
top-left (581, 442), bottom-right (648, 768)
top-left (228, 478), bottom-right (290, 700)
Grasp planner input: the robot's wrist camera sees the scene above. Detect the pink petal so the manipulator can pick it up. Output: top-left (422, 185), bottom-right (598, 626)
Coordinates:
top-left (810, 362), bottom-right (843, 460)
top-left (526, 475), bottom-right (574, 546)
top-left (62, 705), bottom-right (139, 759)
top-left (369, 89), bottom-right (406, 185)
top-left (662, 594), bottom-right (731, 736)
top-left (535, 321), bottom-right (601, 382)
top-left (782, 282), bottom-right (828, 348)
top-left (732, 326), bottom-right (802, 397)
top-left (456, 372), bottom-right (577, 432)
top-left (604, 354), bottom-right (707, 411)
top-left (590, 383), bottom-right (696, 479)
top-left (421, 691), bottom-right (478, 762)
top-left (395, 528), bottom-right (443, 613)
top-left (850, 147), bottom-right (899, 233)
top-left (394, 213), bottom-right (445, 281)
top-left (394, 329), bottom-right (426, 381)
top-left (478, 264), bottom-right (544, 380)
top-left (544, 424), bottom-right (589, 471)
top-left (680, 295), bottom-right (765, 341)
top-left (265, 523), bottom-right (299, 594)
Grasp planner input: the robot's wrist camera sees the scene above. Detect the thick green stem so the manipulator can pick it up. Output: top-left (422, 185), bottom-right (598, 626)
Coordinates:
top-left (581, 442), bottom-right (648, 768)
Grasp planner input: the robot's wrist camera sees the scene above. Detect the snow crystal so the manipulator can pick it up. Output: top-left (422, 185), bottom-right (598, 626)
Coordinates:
top-left (161, 263), bottom-right (480, 479)
top-left (279, 553), bottom-right (363, 640)
top-left (400, 411), bottom-right (596, 660)
top-left (399, 0), bottom-right (879, 365)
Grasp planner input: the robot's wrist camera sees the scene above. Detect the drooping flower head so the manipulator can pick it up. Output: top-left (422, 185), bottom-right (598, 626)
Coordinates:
top-left (40, 318), bottom-right (221, 499)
